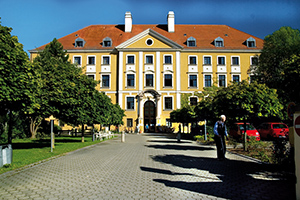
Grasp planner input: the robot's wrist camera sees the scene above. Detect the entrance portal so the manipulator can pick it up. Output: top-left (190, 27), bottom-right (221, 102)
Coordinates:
top-left (144, 100), bottom-right (156, 132)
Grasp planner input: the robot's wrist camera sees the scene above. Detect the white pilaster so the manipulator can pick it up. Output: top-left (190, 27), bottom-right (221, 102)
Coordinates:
top-left (139, 51), bottom-right (143, 91)
top-left (118, 51), bottom-right (123, 108)
top-left (156, 51), bottom-right (160, 91)
top-left (176, 51), bottom-right (181, 109)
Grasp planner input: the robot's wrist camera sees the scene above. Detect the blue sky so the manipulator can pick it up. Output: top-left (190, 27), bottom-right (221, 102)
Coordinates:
top-left (1, 0), bottom-right (299, 53)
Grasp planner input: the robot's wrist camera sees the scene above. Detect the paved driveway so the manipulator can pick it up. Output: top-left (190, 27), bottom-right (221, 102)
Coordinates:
top-left (0, 133), bottom-right (295, 200)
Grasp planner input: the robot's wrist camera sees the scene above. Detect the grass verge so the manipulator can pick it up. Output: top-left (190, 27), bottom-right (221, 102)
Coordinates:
top-left (0, 136), bottom-right (108, 175)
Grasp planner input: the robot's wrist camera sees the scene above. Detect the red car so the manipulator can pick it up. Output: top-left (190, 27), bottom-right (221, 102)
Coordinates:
top-left (257, 122), bottom-right (289, 139)
top-left (229, 123), bottom-right (260, 141)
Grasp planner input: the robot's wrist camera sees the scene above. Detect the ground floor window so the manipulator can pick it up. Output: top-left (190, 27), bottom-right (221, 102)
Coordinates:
top-left (127, 118), bottom-right (133, 127)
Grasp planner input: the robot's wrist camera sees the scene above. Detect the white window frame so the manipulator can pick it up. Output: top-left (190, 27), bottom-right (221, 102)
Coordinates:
top-left (87, 55), bottom-right (96, 65)
top-left (164, 96), bottom-right (173, 110)
top-left (217, 56), bottom-right (226, 65)
top-left (145, 73), bottom-right (155, 88)
top-left (187, 37), bottom-right (196, 47)
top-left (73, 55), bottom-right (82, 66)
top-left (126, 96), bottom-right (135, 110)
top-left (231, 56), bottom-right (240, 66)
top-left (102, 55), bottom-right (110, 65)
top-left (203, 55), bottom-right (212, 65)
top-left (188, 55), bottom-right (197, 65)
top-left (164, 54), bottom-right (173, 64)
top-left (101, 74), bottom-right (111, 89)
top-left (163, 73), bottom-right (173, 88)
top-left (188, 74), bottom-right (198, 88)
top-left (126, 73), bottom-right (135, 88)
top-left (204, 74), bottom-right (212, 88)
top-left (232, 74), bottom-right (240, 83)
top-left (250, 56), bottom-right (258, 66)
top-left (218, 74), bottom-right (227, 87)
top-left (145, 54), bottom-right (154, 64)
top-left (127, 55), bottom-right (135, 64)
top-left (214, 37), bottom-right (224, 47)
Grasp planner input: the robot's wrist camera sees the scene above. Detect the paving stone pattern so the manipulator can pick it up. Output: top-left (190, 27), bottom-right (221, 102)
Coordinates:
top-left (0, 133), bottom-right (295, 200)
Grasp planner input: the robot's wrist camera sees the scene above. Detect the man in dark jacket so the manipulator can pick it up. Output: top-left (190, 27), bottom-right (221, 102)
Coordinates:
top-left (214, 115), bottom-right (228, 160)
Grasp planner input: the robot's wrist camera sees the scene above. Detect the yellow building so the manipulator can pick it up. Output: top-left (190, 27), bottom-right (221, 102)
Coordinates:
top-left (29, 11), bottom-right (263, 132)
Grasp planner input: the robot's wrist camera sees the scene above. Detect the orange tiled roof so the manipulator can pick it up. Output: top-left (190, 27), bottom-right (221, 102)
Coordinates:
top-left (33, 24), bottom-right (263, 51)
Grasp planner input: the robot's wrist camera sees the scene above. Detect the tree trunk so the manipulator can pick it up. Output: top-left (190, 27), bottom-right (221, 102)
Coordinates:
top-left (30, 117), bottom-right (42, 139)
top-left (7, 111), bottom-right (13, 144)
top-left (81, 124), bottom-right (85, 142)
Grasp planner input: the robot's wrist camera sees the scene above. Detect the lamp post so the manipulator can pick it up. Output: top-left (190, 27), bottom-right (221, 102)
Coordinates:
top-left (49, 115), bottom-right (55, 152)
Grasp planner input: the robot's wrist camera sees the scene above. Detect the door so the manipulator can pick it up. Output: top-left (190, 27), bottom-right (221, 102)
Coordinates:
top-left (144, 100), bottom-right (156, 132)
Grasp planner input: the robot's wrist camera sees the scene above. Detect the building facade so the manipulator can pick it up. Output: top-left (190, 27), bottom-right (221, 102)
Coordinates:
top-left (29, 11), bottom-right (263, 132)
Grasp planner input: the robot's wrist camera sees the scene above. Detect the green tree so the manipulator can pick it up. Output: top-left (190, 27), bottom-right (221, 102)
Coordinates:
top-left (0, 22), bottom-right (34, 143)
top-left (254, 26), bottom-right (300, 105)
top-left (211, 81), bottom-right (283, 150)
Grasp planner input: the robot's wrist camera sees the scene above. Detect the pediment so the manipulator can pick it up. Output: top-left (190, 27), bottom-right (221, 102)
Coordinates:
top-left (116, 29), bottom-right (183, 50)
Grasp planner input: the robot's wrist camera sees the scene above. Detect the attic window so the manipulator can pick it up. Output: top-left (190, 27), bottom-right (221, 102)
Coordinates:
top-left (246, 37), bottom-right (256, 47)
top-left (75, 38), bottom-right (85, 47)
top-left (187, 37), bottom-right (196, 47)
top-left (103, 37), bottom-right (112, 47)
top-left (214, 37), bottom-right (224, 47)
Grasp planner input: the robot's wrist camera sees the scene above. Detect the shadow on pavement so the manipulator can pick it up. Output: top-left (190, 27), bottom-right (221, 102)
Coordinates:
top-left (146, 140), bottom-right (192, 144)
top-left (146, 144), bottom-right (214, 151)
top-left (144, 154), bottom-right (295, 200)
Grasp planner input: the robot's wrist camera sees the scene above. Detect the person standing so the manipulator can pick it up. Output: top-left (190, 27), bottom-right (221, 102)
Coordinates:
top-left (214, 115), bottom-right (228, 160)
top-left (145, 124), bottom-right (149, 133)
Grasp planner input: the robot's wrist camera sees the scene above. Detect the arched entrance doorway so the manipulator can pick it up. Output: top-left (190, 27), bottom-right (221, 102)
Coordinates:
top-left (144, 100), bottom-right (156, 132)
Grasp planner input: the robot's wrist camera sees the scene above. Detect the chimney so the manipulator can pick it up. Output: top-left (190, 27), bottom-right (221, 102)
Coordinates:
top-left (167, 11), bottom-right (175, 33)
top-left (125, 12), bottom-right (132, 33)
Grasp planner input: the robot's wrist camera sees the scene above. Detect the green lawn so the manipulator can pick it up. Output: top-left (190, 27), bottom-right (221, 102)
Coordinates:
top-left (0, 136), bottom-right (107, 175)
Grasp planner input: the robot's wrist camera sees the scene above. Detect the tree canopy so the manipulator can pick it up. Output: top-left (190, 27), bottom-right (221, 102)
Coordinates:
top-left (254, 26), bottom-right (300, 105)
top-left (0, 22), bottom-right (34, 143)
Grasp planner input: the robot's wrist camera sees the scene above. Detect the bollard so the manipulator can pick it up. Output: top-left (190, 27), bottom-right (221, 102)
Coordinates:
top-left (0, 144), bottom-right (12, 167)
top-left (121, 131), bottom-right (125, 142)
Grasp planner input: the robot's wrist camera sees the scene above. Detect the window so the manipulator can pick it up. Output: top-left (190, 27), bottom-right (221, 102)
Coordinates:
top-left (127, 74), bottom-right (135, 87)
top-left (166, 119), bottom-right (172, 127)
top-left (232, 57), bottom-right (239, 65)
top-left (88, 56), bottom-right (95, 65)
top-left (219, 75), bottom-right (226, 87)
top-left (246, 37), bottom-right (256, 47)
top-left (164, 55), bottom-right (172, 64)
top-left (102, 75), bottom-right (110, 87)
top-left (146, 55), bottom-right (153, 64)
top-left (75, 38), bottom-right (85, 47)
top-left (146, 39), bottom-right (153, 46)
top-left (127, 55), bottom-right (135, 64)
top-left (204, 56), bottom-right (211, 65)
top-left (190, 97), bottom-right (198, 106)
top-left (187, 37), bottom-right (196, 47)
top-left (87, 75), bottom-right (95, 80)
top-left (164, 74), bottom-right (172, 87)
top-left (233, 75), bottom-right (240, 83)
top-left (189, 56), bottom-right (197, 65)
top-left (164, 97), bottom-right (173, 110)
top-left (204, 75), bottom-right (212, 87)
top-left (127, 118), bottom-right (133, 127)
top-left (103, 37), bottom-right (112, 47)
top-left (102, 56), bottom-right (110, 65)
top-left (126, 97), bottom-right (135, 110)
top-left (251, 57), bottom-right (258, 66)
top-left (146, 74), bottom-right (154, 87)
top-left (218, 56), bottom-right (225, 65)
top-left (74, 56), bottom-right (81, 65)
top-left (215, 37), bottom-right (224, 47)
top-left (189, 75), bottom-right (197, 87)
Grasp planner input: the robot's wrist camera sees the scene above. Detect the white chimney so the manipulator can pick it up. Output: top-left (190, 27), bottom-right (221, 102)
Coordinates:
top-left (125, 12), bottom-right (132, 33)
top-left (168, 11), bottom-right (175, 33)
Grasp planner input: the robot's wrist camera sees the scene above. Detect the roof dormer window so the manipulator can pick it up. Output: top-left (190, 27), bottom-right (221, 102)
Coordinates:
top-left (75, 38), bottom-right (85, 47)
top-left (187, 37), bottom-right (196, 47)
top-left (103, 37), bottom-right (112, 47)
top-left (214, 37), bottom-right (224, 47)
top-left (246, 37), bottom-right (256, 47)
